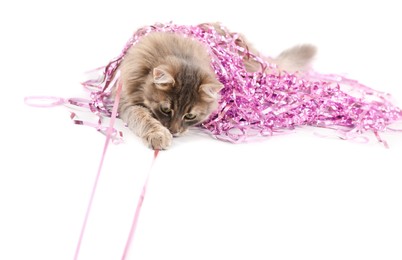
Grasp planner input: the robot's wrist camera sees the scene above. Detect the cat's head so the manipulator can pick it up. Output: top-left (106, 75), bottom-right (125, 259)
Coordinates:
top-left (143, 63), bottom-right (223, 136)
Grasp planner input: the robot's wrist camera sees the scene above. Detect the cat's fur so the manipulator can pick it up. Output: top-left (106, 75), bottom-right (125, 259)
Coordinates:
top-left (118, 25), bottom-right (316, 149)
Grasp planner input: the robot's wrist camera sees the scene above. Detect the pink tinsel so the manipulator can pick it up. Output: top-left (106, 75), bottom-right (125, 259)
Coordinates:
top-left (83, 22), bottom-right (402, 145)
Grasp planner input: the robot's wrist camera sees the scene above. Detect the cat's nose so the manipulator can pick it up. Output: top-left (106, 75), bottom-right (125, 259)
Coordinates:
top-left (169, 123), bottom-right (182, 137)
top-left (169, 128), bottom-right (181, 137)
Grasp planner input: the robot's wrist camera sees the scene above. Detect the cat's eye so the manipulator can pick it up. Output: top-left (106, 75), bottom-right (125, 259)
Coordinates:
top-left (184, 113), bottom-right (197, 120)
top-left (160, 106), bottom-right (172, 115)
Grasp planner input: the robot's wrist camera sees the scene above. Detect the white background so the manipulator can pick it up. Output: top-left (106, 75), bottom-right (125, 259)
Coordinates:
top-left (1, 0), bottom-right (402, 259)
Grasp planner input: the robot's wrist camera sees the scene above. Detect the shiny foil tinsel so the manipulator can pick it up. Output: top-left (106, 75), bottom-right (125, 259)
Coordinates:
top-left (83, 22), bottom-right (402, 145)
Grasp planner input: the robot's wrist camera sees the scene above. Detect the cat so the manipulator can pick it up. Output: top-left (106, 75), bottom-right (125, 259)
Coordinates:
top-left (117, 24), bottom-right (316, 150)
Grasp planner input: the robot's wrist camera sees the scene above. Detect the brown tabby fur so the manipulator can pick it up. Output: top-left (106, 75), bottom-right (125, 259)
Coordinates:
top-left (118, 24), bottom-right (316, 149)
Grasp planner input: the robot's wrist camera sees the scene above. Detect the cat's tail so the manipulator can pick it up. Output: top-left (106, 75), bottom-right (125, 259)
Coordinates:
top-left (273, 44), bottom-right (317, 72)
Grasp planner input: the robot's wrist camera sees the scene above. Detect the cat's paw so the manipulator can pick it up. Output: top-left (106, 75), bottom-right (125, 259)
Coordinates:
top-left (145, 127), bottom-right (173, 150)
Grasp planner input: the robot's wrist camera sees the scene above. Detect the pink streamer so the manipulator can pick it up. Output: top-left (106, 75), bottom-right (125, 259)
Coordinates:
top-left (73, 76), bottom-right (122, 260)
top-left (121, 150), bottom-right (159, 260)
top-left (81, 22), bottom-right (402, 147)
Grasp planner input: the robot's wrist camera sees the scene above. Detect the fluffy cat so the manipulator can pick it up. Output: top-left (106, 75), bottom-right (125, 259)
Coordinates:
top-left (118, 25), bottom-right (316, 149)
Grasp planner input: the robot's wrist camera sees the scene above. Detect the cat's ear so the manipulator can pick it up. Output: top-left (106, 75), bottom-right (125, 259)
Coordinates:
top-left (199, 83), bottom-right (224, 101)
top-left (153, 67), bottom-right (175, 89)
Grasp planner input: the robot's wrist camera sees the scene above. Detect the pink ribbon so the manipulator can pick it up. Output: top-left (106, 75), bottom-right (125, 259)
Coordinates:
top-left (121, 150), bottom-right (159, 260)
top-left (73, 74), bottom-right (123, 260)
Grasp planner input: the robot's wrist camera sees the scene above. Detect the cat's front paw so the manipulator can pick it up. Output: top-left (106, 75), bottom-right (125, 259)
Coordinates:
top-left (145, 127), bottom-right (173, 150)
